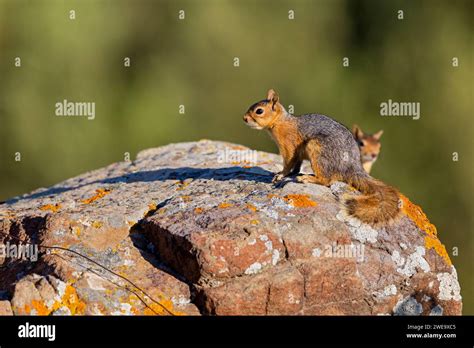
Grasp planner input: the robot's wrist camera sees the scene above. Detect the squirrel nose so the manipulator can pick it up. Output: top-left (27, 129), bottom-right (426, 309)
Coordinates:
top-left (243, 115), bottom-right (250, 123)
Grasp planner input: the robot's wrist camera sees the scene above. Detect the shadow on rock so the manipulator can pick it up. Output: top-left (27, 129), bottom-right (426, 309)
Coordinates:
top-left (6, 166), bottom-right (274, 203)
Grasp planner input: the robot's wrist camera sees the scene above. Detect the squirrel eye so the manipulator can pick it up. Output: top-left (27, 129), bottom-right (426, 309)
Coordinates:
top-left (255, 108), bottom-right (264, 115)
top-left (357, 140), bottom-right (364, 147)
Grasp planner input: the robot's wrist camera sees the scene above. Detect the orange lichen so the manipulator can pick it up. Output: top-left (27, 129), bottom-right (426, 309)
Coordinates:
top-left (91, 221), bottom-right (102, 229)
top-left (21, 283), bottom-right (180, 316)
top-left (250, 219), bottom-right (259, 225)
top-left (194, 207), bottom-right (204, 214)
top-left (246, 203), bottom-right (257, 212)
top-left (142, 297), bottom-right (181, 316)
top-left (22, 283), bottom-right (86, 315)
top-left (118, 295), bottom-right (142, 315)
top-left (175, 180), bottom-right (191, 191)
top-left (148, 202), bottom-right (157, 211)
top-left (23, 304), bottom-right (31, 314)
top-left (39, 203), bottom-right (61, 213)
top-left (425, 235), bottom-right (452, 266)
top-left (218, 202), bottom-right (233, 209)
top-left (284, 194), bottom-right (317, 208)
top-left (400, 194), bottom-right (437, 237)
top-left (60, 284), bottom-right (86, 315)
top-left (31, 299), bottom-right (50, 316)
top-left (181, 196), bottom-right (192, 202)
top-left (72, 226), bottom-right (81, 236)
top-left (0, 211), bottom-right (16, 219)
top-left (400, 194), bottom-right (452, 266)
top-left (130, 306), bottom-right (140, 315)
top-left (230, 160), bottom-right (253, 166)
top-left (81, 188), bottom-right (110, 204)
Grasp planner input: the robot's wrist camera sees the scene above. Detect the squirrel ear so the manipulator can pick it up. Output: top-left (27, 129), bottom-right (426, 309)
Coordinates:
top-left (373, 130), bottom-right (384, 140)
top-left (267, 89), bottom-right (279, 110)
top-left (267, 89), bottom-right (279, 104)
top-left (352, 124), bottom-right (363, 139)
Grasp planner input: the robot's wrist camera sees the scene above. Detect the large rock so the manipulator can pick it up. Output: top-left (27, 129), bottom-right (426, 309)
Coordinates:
top-left (0, 140), bottom-right (462, 315)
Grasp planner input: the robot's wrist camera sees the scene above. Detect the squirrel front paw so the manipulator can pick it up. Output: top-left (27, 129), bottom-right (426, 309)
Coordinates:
top-left (272, 172), bottom-right (285, 183)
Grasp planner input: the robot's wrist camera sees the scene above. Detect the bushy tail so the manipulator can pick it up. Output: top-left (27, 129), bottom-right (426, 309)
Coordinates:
top-left (343, 173), bottom-right (401, 226)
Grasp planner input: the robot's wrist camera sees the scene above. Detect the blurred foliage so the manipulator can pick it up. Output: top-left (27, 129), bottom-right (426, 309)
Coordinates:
top-left (0, 0), bottom-right (472, 313)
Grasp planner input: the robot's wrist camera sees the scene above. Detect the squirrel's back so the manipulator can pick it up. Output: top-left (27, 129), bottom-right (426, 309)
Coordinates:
top-left (296, 113), bottom-right (364, 182)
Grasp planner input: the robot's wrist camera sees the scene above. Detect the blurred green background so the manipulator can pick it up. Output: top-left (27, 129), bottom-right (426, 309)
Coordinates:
top-left (0, 0), bottom-right (472, 313)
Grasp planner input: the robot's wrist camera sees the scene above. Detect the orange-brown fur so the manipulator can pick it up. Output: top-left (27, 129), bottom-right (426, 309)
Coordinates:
top-left (352, 124), bottom-right (383, 174)
top-left (243, 89), bottom-right (400, 226)
top-left (345, 176), bottom-right (400, 226)
top-left (269, 117), bottom-right (304, 175)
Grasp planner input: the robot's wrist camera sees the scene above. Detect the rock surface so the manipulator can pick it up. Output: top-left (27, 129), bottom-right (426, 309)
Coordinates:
top-left (0, 140), bottom-right (462, 315)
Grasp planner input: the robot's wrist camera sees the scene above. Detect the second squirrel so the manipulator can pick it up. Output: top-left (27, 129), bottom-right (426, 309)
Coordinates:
top-left (352, 124), bottom-right (383, 174)
top-left (243, 89), bottom-right (400, 226)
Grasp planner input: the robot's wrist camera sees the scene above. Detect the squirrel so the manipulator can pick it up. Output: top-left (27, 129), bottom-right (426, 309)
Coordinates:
top-left (352, 124), bottom-right (383, 174)
top-left (243, 89), bottom-right (401, 226)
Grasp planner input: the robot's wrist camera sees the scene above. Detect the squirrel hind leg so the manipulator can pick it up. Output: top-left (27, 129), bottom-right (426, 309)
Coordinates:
top-left (302, 139), bottom-right (333, 186)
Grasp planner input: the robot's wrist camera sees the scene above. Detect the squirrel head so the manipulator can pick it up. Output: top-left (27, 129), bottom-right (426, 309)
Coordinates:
top-left (243, 89), bottom-right (286, 130)
top-left (352, 124), bottom-right (383, 162)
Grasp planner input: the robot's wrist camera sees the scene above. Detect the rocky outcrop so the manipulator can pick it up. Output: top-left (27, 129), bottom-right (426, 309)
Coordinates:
top-left (0, 140), bottom-right (462, 315)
